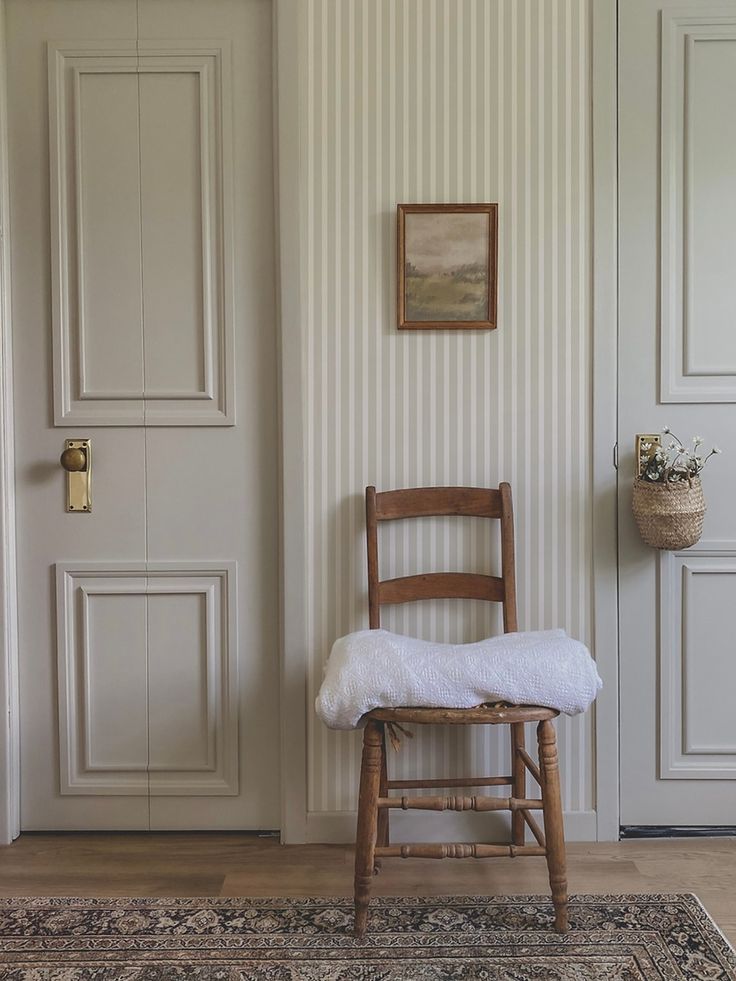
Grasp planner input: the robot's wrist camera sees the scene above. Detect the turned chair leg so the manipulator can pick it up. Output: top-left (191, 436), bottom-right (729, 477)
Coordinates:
top-left (374, 726), bottom-right (389, 872)
top-left (354, 720), bottom-right (383, 938)
top-left (511, 722), bottom-right (526, 846)
top-left (537, 719), bottom-right (569, 933)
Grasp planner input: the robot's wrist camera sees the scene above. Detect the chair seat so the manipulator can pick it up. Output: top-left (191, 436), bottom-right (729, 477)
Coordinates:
top-left (366, 703), bottom-right (559, 725)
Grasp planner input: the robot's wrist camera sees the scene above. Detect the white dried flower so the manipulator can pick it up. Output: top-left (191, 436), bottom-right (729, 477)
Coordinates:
top-left (638, 429), bottom-right (721, 483)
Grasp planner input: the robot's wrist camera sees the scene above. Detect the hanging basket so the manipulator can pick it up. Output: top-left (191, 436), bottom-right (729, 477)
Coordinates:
top-left (632, 477), bottom-right (706, 550)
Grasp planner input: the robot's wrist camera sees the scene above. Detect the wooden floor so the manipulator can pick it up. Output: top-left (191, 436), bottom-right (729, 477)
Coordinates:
top-left (0, 833), bottom-right (734, 944)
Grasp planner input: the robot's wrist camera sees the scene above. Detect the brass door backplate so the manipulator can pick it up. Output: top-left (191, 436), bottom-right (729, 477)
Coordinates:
top-left (635, 433), bottom-right (661, 477)
top-left (61, 438), bottom-right (91, 512)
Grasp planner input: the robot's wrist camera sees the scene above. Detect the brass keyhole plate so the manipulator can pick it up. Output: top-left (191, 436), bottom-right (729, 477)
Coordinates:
top-left (63, 438), bottom-right (92, 512)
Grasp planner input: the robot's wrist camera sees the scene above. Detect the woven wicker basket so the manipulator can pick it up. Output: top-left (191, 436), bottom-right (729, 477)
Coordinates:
top-left (632, 477), bottom-right (706, 550)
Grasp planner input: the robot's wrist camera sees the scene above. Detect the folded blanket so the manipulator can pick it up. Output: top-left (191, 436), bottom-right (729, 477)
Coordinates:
top-left (315, 628), bottom-right (602, 729)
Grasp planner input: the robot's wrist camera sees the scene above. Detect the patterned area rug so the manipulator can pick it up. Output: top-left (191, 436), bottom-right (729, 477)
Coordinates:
top-left (0, 894), bottom-right (734, 980)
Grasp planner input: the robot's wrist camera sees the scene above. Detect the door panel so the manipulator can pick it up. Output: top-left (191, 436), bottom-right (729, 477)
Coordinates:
top-left (618, 0), bottom-right (736, 824)
top-left (9, 0), bottom-right (279, 831)
top-left (659, 553), bottom-right (736, 779)
top-left (659, 11), bottom-right (736, 402)
top-left (56, 563), bottom-right (238, 798)
top-left (48, 38), bottom-right (233, 425)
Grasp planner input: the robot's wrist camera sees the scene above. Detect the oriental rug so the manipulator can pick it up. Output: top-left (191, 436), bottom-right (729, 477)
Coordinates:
top-left (0, 893), bottom-right (733, 979)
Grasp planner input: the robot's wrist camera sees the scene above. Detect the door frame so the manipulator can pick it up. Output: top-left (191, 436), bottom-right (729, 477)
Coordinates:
top-left (0, 0), bottom-right (621, 846)
top-left (0, 0), bottom-right (21, 845)
top-left (273, 0), bottom-right (308, 843)
top-left (590, 0), bottom-right (620, 841)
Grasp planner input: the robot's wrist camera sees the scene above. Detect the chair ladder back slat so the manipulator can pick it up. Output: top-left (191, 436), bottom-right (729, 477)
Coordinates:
top-left (375, 486), bottom-right (502, 520)
top-left (379, 573), bottom-right (505, 605)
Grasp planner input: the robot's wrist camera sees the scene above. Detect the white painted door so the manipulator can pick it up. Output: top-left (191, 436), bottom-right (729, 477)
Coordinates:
top-left (7, 0), bottom-right (280, 830)
top-left (618, 0), bottom-right (736, 825)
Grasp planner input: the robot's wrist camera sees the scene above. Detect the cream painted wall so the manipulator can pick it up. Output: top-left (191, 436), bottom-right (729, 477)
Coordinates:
top-left (292, 0), bottom-right (594, 837)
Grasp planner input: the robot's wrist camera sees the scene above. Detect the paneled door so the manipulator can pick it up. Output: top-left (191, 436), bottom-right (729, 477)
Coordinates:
top-left (618, 0), bottom-right (736, 825)
top-left (7, 0), bottom-right (280, 829)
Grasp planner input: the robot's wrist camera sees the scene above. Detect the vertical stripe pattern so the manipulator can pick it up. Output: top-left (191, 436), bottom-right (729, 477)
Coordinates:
top-left (302, 0), bottom-right (592, 815)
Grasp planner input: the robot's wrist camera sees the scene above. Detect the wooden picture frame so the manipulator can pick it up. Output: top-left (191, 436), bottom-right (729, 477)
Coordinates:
top-left (397, 203), bottom-right (498, 330)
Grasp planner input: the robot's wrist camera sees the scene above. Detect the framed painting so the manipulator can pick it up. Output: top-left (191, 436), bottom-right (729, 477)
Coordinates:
top-left (397, 203), bottom-right (498, 330)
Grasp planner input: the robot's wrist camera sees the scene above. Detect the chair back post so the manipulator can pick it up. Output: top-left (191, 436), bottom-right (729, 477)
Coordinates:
top-left (365, 486), bottom-right (381, 629)
top-left (499, 482), bottom-right (519, 633)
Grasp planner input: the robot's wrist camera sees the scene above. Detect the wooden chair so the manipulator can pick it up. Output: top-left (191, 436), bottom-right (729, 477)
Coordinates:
top-left (353, 483), bottom-right (568, 938)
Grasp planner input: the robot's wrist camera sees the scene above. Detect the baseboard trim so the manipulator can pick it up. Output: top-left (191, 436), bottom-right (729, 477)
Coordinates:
top-left (620, 825), bottom-right (736, 839)
top-left (306, 809), bottom-right (598, 844)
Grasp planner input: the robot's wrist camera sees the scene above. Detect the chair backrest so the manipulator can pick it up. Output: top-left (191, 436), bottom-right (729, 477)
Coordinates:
top-left (365, 484), bottom-right (518, 634)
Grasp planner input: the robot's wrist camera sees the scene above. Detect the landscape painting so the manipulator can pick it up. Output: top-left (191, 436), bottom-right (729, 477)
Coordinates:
top-left (397, 204), bottom-right (498, 330)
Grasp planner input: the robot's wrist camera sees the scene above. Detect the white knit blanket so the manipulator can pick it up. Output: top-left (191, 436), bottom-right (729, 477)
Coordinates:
top-left (315, 628), bottom-right (602, 730)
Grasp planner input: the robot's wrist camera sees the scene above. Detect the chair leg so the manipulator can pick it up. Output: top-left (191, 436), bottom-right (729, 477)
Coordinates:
top-left (537, 719), bottom-right (569, 933)
top-left (354, 720), bottom-right (383, 938)
top-left (374, 726), bottom-right (389, 871)
top-left (511, 722), bottom-right (526, 846)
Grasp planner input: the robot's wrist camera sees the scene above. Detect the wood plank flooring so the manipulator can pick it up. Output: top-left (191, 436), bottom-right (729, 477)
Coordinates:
top-left (0, 833), bottom-right (733, 944)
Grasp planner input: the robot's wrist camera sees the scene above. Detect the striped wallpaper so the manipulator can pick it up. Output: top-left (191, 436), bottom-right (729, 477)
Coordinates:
top-left (298, 0), bottom-right (593, 824)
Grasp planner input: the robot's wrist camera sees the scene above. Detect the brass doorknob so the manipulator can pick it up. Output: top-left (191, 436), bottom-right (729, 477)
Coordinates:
top-left (60, 446), bottom-right (87, 472)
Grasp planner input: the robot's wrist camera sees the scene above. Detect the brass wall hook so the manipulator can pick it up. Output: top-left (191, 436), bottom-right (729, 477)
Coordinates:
top-left (635, 433), bottom-right (661, 478)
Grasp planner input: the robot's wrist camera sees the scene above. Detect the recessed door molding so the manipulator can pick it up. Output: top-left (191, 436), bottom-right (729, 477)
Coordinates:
top-left (48, 39), bottom-right (235, 425)
top-left (659, 543), bottom-right (736, 779)
top-left (660, 8), bottom-right (736, 402)
top-left (56, 561), bottom-right (238, 796)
